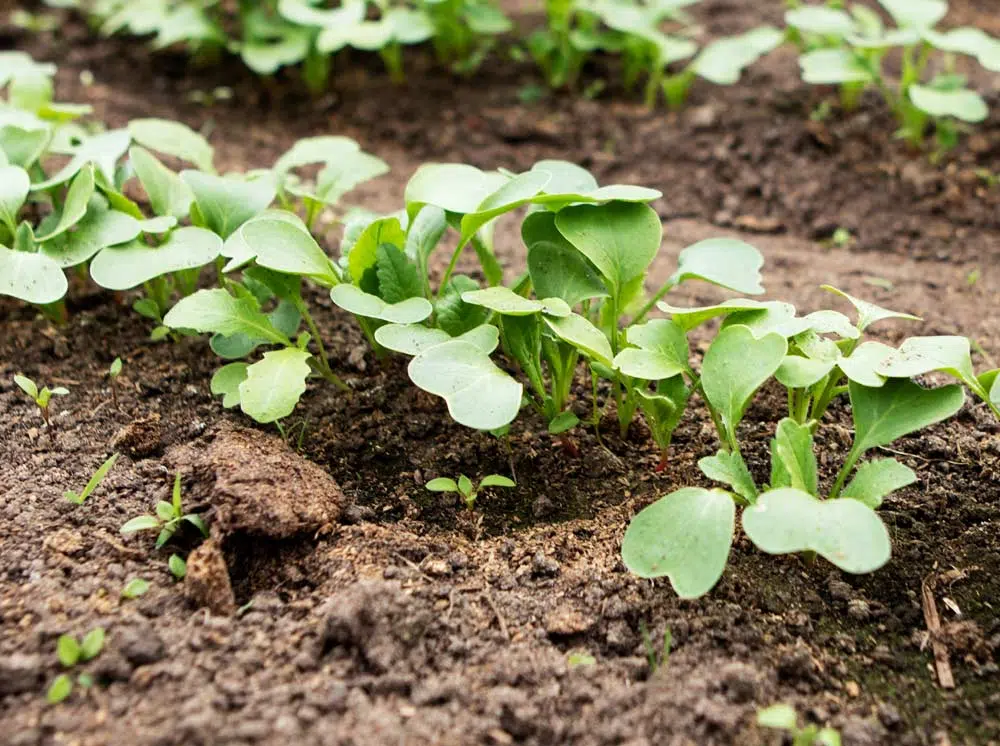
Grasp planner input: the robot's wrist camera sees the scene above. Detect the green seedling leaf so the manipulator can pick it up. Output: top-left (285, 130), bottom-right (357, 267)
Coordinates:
top-left (458, 474), bottom-right (474, 497)
top-left (838, 341), bottom-right (895, 387)
top-left (723, 302), bottom-right (811, 339)
top-left (803, 310), bottom-right (860, 340)
top-left (79, 628), bottom-right (104, 661)
top-left (785, 6), bottom-right (855, 36)
top-left (457, 169), bottom-right (552, 242)
top-left (376, 243), bottom-right (422, 303)
top-left (436, 275), bottom-right (490, 336)
top-left (121, 578), bottom-right (150, 600)
top-left (35, 165), bottom-right (95, 242)
top-left (910, 85), bottom-right (988, 122)
top-left (849, 379), bottom-right (965, 455)
top-left (656, 298), bottom-right (770, 332)
top-left (164, 288), bottom-right (290, 344)
top-left (875, 336), bottom-right (983, 394)
top-left (220, 209), bottom-right (309, 272)
top-left (237, 217), bottom-right (338, 284)
top-left (57, 635), bottom-right (80, 667)
top-left (404, 204), bottom-right (447, 266)
top-left (621, 487), bottom-right (736, 599)
top-left (0, 164), bottom-right (29, 233)
top-left (32, 129), bottom-right (130, 190)
top-left (373, 323), bottom-right (499, 356)
top-left (614, 319), bottom-right (689, 380)
top-left (842, 458), bottom-right (917, 508)
top-left (480, 475), bottom-right (516, 488)
top-left (524, 211), bottom-right (608, 307)
top-left (407, 340), bottom-right (523, 430)
top-left (543, 313), bottom-right (614, 367)
top-left (698, 449), bottom-right (757, 502)
top-left (0, 124), bottom-right (50, 170)
top-left (757, 704), bottom-right (799, 731)
top-left (347, 216), bottom-right (407, 288)
top-left (155, 501), bottom-right (176, 522)
top-left (637, 375), bottom-right (690, 454)
top-left (773, 418), bottom-right (818, 494)
top-left (743, 488), bottom-right (890, 574)
top-left (211, 363), bottom-right (249, 408)
top-left (47, 674), bottom-right (73, 704)
top-left (238, 348), bottom-right (312, 423)
top-left (822, 285), bottom-right (921, 331)
top-left (800, 49), bottom-right (874, 85)
top-left (168, 554), bottom-right (187, 579)
top-left (128, 118), bottom-right (214, 172)
top-left (775, 355), bottom-right (837, 389)
top-left (14, 374), bottom-right (38, 400)
top-left (0, 245), bottom-right (67, 303)
top-left (692, 27), bottom-right (784, 85)
top-left (702, 325), bottom-right (787, 442)
top-left (181, 170), bottom-right (276, 238)
top-left (668, 238), bottom-right (765, 295)
top-left (63, 452), bottom-right (119, 505)
top-left (554, 202), bottom-right (662, 294)
top-left (130, 146), bottom-right (193, 219)
top-left (40, 201), bottom-right (142, 268)
top-left (330, 284), bottom-right (432, 324)
top-left (273, 135), bottom-right (362, 181)
top-left (404, 163), bottom-right (508, 220)
top-left (547, 410), bottom-right (579, 435)
top-left (879, 0), bottom-right (947, 29)
top-left (461, 286), bottom-right (570, 317)
top-left (426, 477), bottom-right (459, 492)
top-left (90, 227), bottom-right (222, 290)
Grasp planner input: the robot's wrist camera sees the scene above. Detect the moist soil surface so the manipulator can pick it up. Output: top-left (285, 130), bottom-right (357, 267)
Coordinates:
top-left (2, 2), bottom-right (1000, 745)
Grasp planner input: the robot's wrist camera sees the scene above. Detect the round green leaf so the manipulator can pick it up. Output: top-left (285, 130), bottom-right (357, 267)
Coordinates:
top-left (0, 245), bottom-right (67, 303)
top-left (90, 227), bottom-right (222, 290)
top-left (128, 118), bottom-right (215, 172)
top-left (330, 284), bottom-right (432, 324)
top-left (238, 348), bottom-right (312, 423)
top-left (909, 85), bottom-right (988, 122)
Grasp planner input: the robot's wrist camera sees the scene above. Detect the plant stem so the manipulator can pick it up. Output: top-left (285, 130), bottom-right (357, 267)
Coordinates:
top-left (828, 445), bottom-right (862, 500)
top-left (631, 279), bottom-right (677, 325)
top-left (293, 297), bottom-right (348, 391)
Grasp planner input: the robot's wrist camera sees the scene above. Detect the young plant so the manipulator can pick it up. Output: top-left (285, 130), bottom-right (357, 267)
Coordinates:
top-left (426, 473), bottom-right (515, 510)
top-left (13, 375), bottom-right (68, 427)
top-left (107, 357), bottom-right (123, 407)
top-left (786, 0), bottom-right (1000, 149)
top-left (120, 578), bottom-right (150, 600)
top-left (64, 453), bottom-right (119, 505)
top-left (757, 703), bottom-right (841, 746)
top-left (168, 554), bottom-right (187, 580)
top-left (620, 286), bottom-right (995, 599)
top-left (47, 627), bottom-right (105, 704)
top-left (120, 472), bottom-right (208, 548)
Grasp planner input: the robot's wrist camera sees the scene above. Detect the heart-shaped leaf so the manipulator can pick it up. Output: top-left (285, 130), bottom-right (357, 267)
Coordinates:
top-left (374, 323), bottom-right (500, 356)
top-left (32, 129), bottom-right (130, 190)
top-left (702, 325), bottom-right (787, 442)
top-left (879, 0), bottom-right (947, 29)
top-left (40, 201), bottom-right (141, 268)
top-left (90, 226), bottom-right (222, 290)
top-left (722, 301), bottom-right (811, 339)
top-left (404, 163), bottom-right (508, 221)
top-left (775, 355), bottom-right (837, 389)
top-left (803, 310), bottom-right (860, 339)
top-left (461, 286), bottom-right (570, 317)
top-left (785, 6), bottom-right (855, 36)
top-left (330, 284), bottom-right (432, 324)
top-left (621, 487), bottom-right (736, 598)
top-left (0, 245), bottom-right (67, 303)
top-left (407, 339), bottom-right (523, 430)
top-left (692, 27), bottom-right (784, 84)
top-left (524, 211), bottom-right (608, 307)
top-left (656, 298), bottom-right (770, 332)
top-left (669, 238), bottom-right (765, 295)
top-left (742, 487), bottom-right (890, 573)
top-left (837, 341), bottom-right (895, 387)
top-left (800, 49), bottom-right (874, 85)
top-left (128, 118), bottom-right (215, 172)
top-left (841, 458), bottom-right (917, 508)
top-left (238, 348), bottom-right (312, 423)
top-left (909, 85), bottom-right (988, 122)
top-left (849, 379), bottom-right (964, 454)
top-left (613, 318), bottom-right (689, 380)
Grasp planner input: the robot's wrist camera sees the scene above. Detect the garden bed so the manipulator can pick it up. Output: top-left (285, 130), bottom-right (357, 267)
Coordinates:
top-left (2, 2), bottom-right (1000, 744)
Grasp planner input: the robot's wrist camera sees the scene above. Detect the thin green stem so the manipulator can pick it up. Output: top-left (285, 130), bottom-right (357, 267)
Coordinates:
top-left (293, 296), bottom-right (348, 391)
top-left (828, 446), bottom-right (862, 500)
top-left (632, 279), bottom-right (677, 325)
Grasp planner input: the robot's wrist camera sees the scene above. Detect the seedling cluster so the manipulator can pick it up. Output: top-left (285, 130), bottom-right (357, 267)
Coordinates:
top-left (47, 627), bottom-right (105, 704)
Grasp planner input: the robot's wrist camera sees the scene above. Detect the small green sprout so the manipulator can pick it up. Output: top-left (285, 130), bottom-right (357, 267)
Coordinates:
top-left (121, 578), bottom-right (150, 600)
top-left (14, 374), bottom-right (68, 427)
top-left (640, 622), bottom-right (672, 674)
top-left (567, 651), bottom-right (597, 668)
top-left (757, 703), bottom-right (841, 746)
top-left (47, 627), bottom-right (105, 704)
top-left (107, 357), bottom-right (123, 408)
top-left (425, 473), bottom-right (516, 510)
top-left (168, 554), bottom-right (187, 580)
top-left (120, 472), bottom-right (208, 548)
top-left (64, 453), bottom-right (119, 505)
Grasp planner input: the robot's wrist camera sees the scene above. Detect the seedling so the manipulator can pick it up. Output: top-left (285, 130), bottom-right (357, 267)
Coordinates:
top-left (121, 578), bottom-right (150, 600)
top-left (13, 375), bottom-right (68, 427)
top-left (120, 472), bottom-right (208, 548)
top-left (107, 357), bottom-right (123, 408)
top-left (63, 453), bottom-right (119, 505)
top-left (47, 627), bottom-right (105, 704)
top-left (168, 554), bottom-right (187, 580)
top-left (640, 622), bottom-right (672, 674)
top-left (426, 473), bottom-right (516, 510)
top-left (757, 703), bottom-right (841, 746)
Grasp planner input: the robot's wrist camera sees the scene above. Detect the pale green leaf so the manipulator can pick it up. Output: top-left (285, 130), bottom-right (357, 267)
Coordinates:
top-left (238, 348), bottom-right (312, 423)
top-left (128, 118), bottom-right (214, 172)
top-left (330, 284), bottom-right (432, 323)
top-left (841, 458), bottom-right (917, 508)
top-left (90, 227), bottom-right (222, 290)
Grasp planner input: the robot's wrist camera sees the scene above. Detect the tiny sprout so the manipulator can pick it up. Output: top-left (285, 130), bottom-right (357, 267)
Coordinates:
top-left (120, 472), bottom-right (208, 548)
top-left (48, 627), bottom-right (105, 704)
top-left (121, 578), bottom-right (150, 600)
top-left (640, 622), bottom-right (672, 675)
top-left (567, 651), bottom-right (597, 668)
top-left (426, 473), bottom-right (516, 510)
top-left (168, 554), bottom-right (187, 579)
top-left (107, 357), bottom-right (123, 408)
top-left (757, 703), bottom-right (841, 746)
top-left (830, 227), bottom-right (852, 248)
top-left (14, 374), bottom-right (68, 427)
top-left (64, 453), bottom-right (119, 505)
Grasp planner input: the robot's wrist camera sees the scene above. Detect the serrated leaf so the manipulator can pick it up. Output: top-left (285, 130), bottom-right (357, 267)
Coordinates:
top-left (347, 216), bottom-right (406, 290)
top-left (90, 226), bottom-right (222, 290)
top-left (435, 275), bottom-right (490, 336)
top-left (407, 340), bottom-right (523, 430)
top-left (698, 449), bottom-right (757, 501)
top-left (621, 487), bottom-right (735, 598)
top-left (238, 348), bottom-right (312, 423)
top-left (773, 418), bottom-right (817, 495)
top-left (375, 243), bottom-right (423, 303)
top-left (164, 288), bottom-right (290, 344)
top-left (842, 458), bottom-right (917, 508)
top-left (743, 488), bottom-right (890, 573)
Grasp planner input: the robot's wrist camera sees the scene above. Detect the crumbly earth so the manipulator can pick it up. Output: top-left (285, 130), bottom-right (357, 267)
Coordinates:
top-left (1, 2), bottom-right (999, 745)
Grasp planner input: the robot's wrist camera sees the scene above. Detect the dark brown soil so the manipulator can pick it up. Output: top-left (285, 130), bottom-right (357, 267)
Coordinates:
top-left (2, 2), bottom-right (999, 745)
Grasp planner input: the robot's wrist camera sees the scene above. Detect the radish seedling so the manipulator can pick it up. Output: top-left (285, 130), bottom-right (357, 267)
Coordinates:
top-left (121, 578), bottom-right (150, 600)
top-left (13, 374), bottom-right (68, 427)
top-left (107, 357), bottom-right (123, 408)
top-left (64, 453), bottom-right (119, 505)
top-left (168, 554), bottom-right (187, 580)
top-left (120, 472), bottom-right (208, 548)
top-left (426, 473), bottom-right (516, 510)
top-left (47, 627), bottom-right (105, 705)
top-left (757, 703), bottom-right (841, 746)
